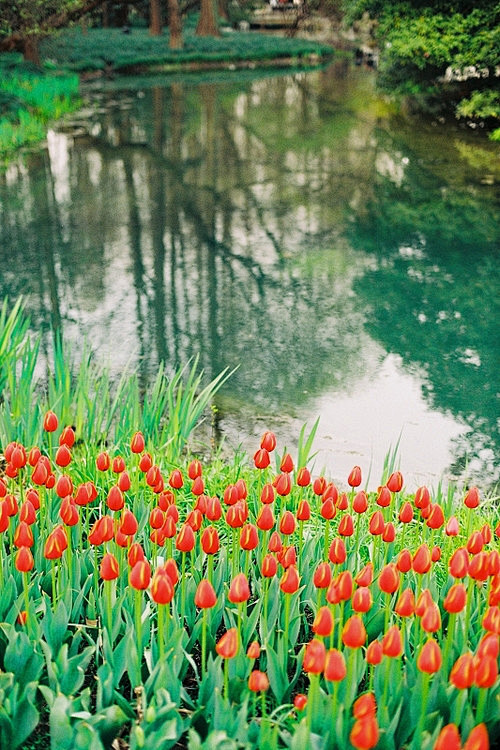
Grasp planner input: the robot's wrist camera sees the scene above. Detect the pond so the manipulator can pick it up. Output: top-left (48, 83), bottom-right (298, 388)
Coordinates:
top-left (1, 59), bottom-right (499, 491)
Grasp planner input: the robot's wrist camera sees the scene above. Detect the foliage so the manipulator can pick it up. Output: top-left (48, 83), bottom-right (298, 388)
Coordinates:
top-left (0, 53), bottom-right (80, 159)
top-left (341, 0), bottom-right (500, 136)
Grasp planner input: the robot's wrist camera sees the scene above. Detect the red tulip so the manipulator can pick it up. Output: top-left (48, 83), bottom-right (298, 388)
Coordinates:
top-left (353, 491), bottom-right (368, 514)
top-left (296, 467), bottom-right (311, 486)
top-left (216, 628), bottom-right (238, 659)
top-left (366, 639), bottom-right (383, 665)
top-left (106, 485), bottom-right (124, 512)
top-left (312, 606), bottom-right (334, 637)
top-left (355, 563), bottom-right (373, 587)
top-left (338, 514), bottom-right (354, 537)
top-left (450, 652), bottom-right (475, 689)
top-left (417, 638), bottom-right (442, 673)
top-left (260, 483), bottom-right (275, 505)
top-left (273, 473), bottom-right (291, 496)
top-left (248, 670), bottom-right (269, 692)
top-left (353, 693), bottom-right (377, 719)
top-left (120, 509), bottom-right (138, 536)
top-left (253, 448), bottom-right (270, 469)
top-left (324, 649), bottom-right (346, 681)
top-left (342, 615), bottom-right (366, 649)
top-left (55, 444), bottom-right (71, 467)
top-left (313, 562), bottom-right (332, 589)
top-left (280, 452), bottom-right (294, 473)
top-left (369, 511), bottom-right (384, 536)
top-left (246, 641), bottom-right (260, 659)
top-left (268, 531), bottom-right (283, 553)
top-left (14, 521), bottom-right (34, 548)
top-left (303, 638), bottom-right (326, 673)
top-left (443, 583), bottom-right (467, 614)
top-left (240, 523), bottom-right (259, 551)
top-left (412, 544), bottom-right (432, 574)
top-left (112, 456), bottom-right (126, 474)
top-left (464, 486), bottom-right (480, 509)
top-left (352, 587), bottom-right (372, 613)
top-left (118, 471), bottom-right (131, 492)
top-left (378, 563), bottom-right (400, 594)
top-left (328, 538), bottom-right (346, 564)
top-left (130, 431), bottom-right (145, 454)
top-left (445, 516), bottom-right (460, 536)
top-left (169, 469), bottom-right (183, 489)
top-left (19, 500), bottom-right (36, 525)
top-left (100, 552), bottom-right (120, 581)
top-left (433, 724), bottom-right (461, 750)
top-left (382, 625), bottom-right (402, 657)
top-left (376, 486), bottom-right (391, 508)
top-left (175, 524), bottom-right (195, 553)
top-left (59, 496), bottom-right (79, 526)
top-left (348, 466), bottom-right (362, 488)
top-left (382, 522), bottom-right (395, 543)
top-left (43, 410), bottom-right (58, 432)
top-left (320, 498), bottom-right (336, 520)
top-left (139, 452), bottom-right (153, 472)
top-left (349, 717), bottom-right (379, 750)
top-left (44, 525), bottom-right (68, 559)
top-left (261, 554), bottom-right (278, 578)
top-left (449, 547), bottom-right (469, 578)
top-left (279, 565), bottom-right (300, 594)
top-left (463, 724), bottom-right (489, 750)
top-left (398, 501), bottom-right (413, 524)
top-left (414, 486), bottom-right (430, 509)
top-left (127, 542), bottom-right (145, 567)
top-left (228, 573), bottom-right (250, 603)
top-left (394, 588), bottom-right (415, 617)
top-left (260, 431), bottom-right (276, 452)
top-left (386, 471), bottom-right (403, 493)
top-left (482, 606), bottom-right (500, 634)
top-left (279, 510), bottom-right (296, 535)
top-left (194, 579), bottom-right (217, 609)
top-left (296, 499), bottom-right (311, 522)
top-left (293, 694), bottom-right (307, 711)
top-left (129, 560), bottom-right (151, 591)
top-left (15, 546), bottom-right (34, 572)
top-left (474, 654), bottom-right (498, 688)
top-left (96, 451), bottom-right (111, 471)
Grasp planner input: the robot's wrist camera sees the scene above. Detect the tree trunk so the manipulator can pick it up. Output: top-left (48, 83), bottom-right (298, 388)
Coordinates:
top-left (150, 0), bottom-right (162, 35)
top-left (23, 36), bottom-right (41, 65)
top-left (217, 0), bottom-right (228, 22)
top-left (195, 0), bottom-right (220, 37)
top-left (168, 0), bottom-right (183, 49)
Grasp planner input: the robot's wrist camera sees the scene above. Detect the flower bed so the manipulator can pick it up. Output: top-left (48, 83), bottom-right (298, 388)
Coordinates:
top-left (0, 414), bottom-right (498, 749)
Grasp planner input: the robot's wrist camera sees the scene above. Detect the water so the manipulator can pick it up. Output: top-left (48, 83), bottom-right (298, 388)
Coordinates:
top-left (1, 60), bottom-right (499, 491)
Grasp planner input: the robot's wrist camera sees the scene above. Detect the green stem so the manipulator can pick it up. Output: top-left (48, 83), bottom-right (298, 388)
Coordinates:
top-left (263, 577), bottom-right (270, 639)
top-left (158, 602), bottom-right (165, 660)
top-left (307, 673), bottom-right (319, 733)
top-left (476, 687), bottom-right (487, 723)
top-left (51, 559), bottom-right (57, 609)
top-left (180, 552), bottom-right (187, 623)
top-left (22, 572), bottom-right (30, 634)
top-left (135, 588), bottom-right (143, 680)
top-left (224, 656), bottom-right (230, 702)
top-left (105, 579), bottom-right (113, 636)
top-left (414, 673), bottom-right (430, 748)
top-left (323, 519), bottom-right (330, 560)
top-left (443, 613), bottom-right (456, 675)
top-left (201, 607), bottom-right (208, 678)
top-left (284, 592), bottom-right (291, 648)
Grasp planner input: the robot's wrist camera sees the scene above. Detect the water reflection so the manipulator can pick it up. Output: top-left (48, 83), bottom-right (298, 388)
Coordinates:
top-left (0, 62), bottom-right (498, 489)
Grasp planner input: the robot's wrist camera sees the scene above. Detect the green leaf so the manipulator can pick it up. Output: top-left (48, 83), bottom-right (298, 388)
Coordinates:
top-left (266, 643), bottom-right (286, 703)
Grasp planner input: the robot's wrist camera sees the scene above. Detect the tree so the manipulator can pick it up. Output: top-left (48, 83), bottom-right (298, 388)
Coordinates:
top-left (149, 0), bottom-right (162, 34)
top-left (0, 0), bottom-right (105, 63)
top-left (341, 0), bottom-right (500, 137)
top-left (195, 0), bottom-right (220, 36)
top-left (168, 0), bottom-right (183, 48)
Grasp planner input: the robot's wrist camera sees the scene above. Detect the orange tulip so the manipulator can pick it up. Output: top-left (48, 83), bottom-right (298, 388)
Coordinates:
top-left (342, 615), bottom-right (366, 649)
top-left (303, 638), bottom-right (326, 673)
top-left (324, 649), bottom-right (346, 681)
top-left (463, 723), bottom-right (489, 750)
top-left (248, 670), bottom-right (269, 692)
top-left (216, 628), bottom-right (238, 659)
top-left (417, 638), bottom-right (442, 673)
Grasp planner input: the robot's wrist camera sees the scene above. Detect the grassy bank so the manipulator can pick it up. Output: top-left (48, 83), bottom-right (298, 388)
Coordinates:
top-left (0, 53), bottom-right (80, 161)
top-left (40, 22), bottom-right (334, 75)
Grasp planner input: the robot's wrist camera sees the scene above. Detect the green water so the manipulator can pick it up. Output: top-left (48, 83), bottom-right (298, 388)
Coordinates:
top-left (1, 60), bottom-right (499, 490)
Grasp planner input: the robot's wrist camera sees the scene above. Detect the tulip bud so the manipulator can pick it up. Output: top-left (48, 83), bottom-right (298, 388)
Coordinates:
top-left (194, 579), bottom-right (217, 609)
top-left (324, 649), bottom-right (346, 682)
top-left (216, 628), bottom-right (238, 659)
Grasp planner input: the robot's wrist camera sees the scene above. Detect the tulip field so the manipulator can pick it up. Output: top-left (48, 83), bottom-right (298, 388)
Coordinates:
top-left (0, 417), bottom-right (498, 750)
top-left (0, 302), bottom-right (499, 750)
